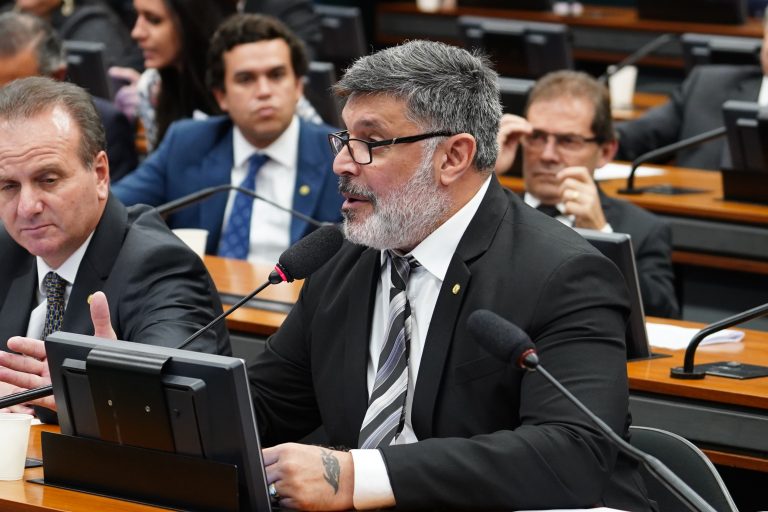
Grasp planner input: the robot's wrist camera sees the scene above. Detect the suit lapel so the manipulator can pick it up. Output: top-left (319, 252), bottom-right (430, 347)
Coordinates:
top-left (342, 248), bottom-right (381, 442)
top-left (0, 241), bottom-right (37, 351)
top-left (411, 177), bottom-right (510, 438)
top-left (63, 196), bottom-right (128, 335)
top-left (290, 121), bottom-right (328, 243)
top-left (198, 130), bottom-right (235, 253)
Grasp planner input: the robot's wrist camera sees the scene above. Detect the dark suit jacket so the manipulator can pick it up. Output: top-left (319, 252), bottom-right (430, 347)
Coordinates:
top-left (616, 65), bottom-right (763, 170)
top-left (249, 178), bottom-right (652, 511)
top-left (0, 195), bottom-right (230, 357)
top-left (93, 96), bottom-right (138, 182)
top-left (112, 116), bottom-right (343, 255)
top-left (601, 191), bottom-right (679, 318)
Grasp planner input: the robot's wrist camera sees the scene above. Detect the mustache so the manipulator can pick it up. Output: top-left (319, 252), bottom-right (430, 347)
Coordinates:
top-left (338, 176), bottom-right (377, 205)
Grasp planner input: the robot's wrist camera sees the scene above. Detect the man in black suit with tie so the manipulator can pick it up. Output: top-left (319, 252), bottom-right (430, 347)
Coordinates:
top-left (496, 70), bottom-right (678, 319)
top-left (249, 41), bottom-right (652, 511)
top-left (0, 77), bottom-right (229, 416)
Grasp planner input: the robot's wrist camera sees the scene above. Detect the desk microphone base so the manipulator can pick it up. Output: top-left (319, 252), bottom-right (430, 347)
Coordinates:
top-left (672, 361), bottom-right (768, 379)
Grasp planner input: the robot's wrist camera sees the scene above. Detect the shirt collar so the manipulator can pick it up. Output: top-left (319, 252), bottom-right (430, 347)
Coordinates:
top-left (232, 115), bottom-right (300, 170)
top-left (523, 192), bottom-right (566, 214)
top-left (36, 232), bottom-right (95, 294)
top-left (381, 176), bottom-right (492, 282)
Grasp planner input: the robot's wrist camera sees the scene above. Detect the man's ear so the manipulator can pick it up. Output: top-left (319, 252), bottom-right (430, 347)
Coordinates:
top-left (597, 139), bottom-right (618, 168)
top-left (438, 133), bottom-right (476, 186)
top-left (213, 87), bottom-right (228, 112)
top-left (93, 151), bottom-right (110, 199)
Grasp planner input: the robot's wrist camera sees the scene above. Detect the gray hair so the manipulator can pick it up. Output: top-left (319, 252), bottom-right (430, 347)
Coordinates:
top-left (334, 40), bottom-right (502, 172)
top-left (0, 77), bottom-right (106, 168)
top-left (0, 12), bottom-right (66, 77)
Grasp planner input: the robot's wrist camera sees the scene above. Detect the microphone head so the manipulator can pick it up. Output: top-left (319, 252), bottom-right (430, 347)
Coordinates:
top-left (467, 310), bottom-right (537, 369)
top-left (273, 225), bottom-right (343, 282)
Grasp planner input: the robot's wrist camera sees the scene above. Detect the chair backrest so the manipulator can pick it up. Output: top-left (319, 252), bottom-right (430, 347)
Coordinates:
top-left (314, 4), bottom-right (367, 73)
top-left (304, 61), bottom-right (343, 128)
top-left (629, 426), bottom-right (739, 512)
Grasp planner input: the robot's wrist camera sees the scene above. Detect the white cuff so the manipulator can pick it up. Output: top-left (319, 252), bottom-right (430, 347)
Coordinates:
top-left (600, 222), bottom-right (614, 233)
top-left (350, 449), bottom-right (396, 510)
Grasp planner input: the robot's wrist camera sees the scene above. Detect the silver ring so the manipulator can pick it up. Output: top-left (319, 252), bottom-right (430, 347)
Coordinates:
top-left (268, 482), bottom-right (280, 499)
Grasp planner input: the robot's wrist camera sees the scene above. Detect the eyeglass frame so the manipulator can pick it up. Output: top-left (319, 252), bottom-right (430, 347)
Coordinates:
top-left (520, 129), bottom-right (604, 153)
top-left (327, 130), bottom-right (454, 165)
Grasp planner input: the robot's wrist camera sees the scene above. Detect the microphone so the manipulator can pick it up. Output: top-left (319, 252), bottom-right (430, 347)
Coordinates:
top-left (155, 184), bottom-right (328, 228)
top-left (598, 33), bottom-right (675, 84)
top-left (466, 309), bottom-right (718, 512)
top-left (0, 225), bottom-right (344, 411)
top-left (670, 301), bottom-right (768, 379)
top-left (618, 126), bottom-right (726, 195)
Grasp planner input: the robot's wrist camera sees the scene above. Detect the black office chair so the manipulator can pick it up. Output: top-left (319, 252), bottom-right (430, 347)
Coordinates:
top-left (629, 426), bottom-right (739, 512)
top-left (304, 61), bottom-right (343, 128)
top-left (314, 4), bottom-right (368, 75)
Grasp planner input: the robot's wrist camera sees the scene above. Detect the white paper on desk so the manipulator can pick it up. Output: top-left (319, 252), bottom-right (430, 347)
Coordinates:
top-left (594, 163), bottom-right (665, 181)
top-left (646, 322), bottom-right (745, 350)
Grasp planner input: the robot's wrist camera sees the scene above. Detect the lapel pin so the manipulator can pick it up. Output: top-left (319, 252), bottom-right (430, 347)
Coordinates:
top-left (452, 284), bottom-right (461, 295)
top-left (299, 184), bottom-right (311, 196)
top-left (87, 294), bottom-right (94, 304)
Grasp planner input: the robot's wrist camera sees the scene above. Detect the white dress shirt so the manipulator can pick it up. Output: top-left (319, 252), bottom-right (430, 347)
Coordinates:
top-left (224, 116), bottom-right (300, 265)
top-left (25, 234), bottom-right (94, 339)
top-left (350, 176), bottom-right (492, 509)
top-left (757, 75), bottom-right (768, 107)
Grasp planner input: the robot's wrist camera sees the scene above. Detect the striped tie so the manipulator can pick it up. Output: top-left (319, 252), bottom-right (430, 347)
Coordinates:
top-left (358, 251), bottom-right (420, 449)
top-left (42, 272), bottom-right (66, 340)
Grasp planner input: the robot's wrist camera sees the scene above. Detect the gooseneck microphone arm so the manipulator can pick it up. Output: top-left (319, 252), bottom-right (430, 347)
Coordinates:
top-left (599, 33), bottom-right (675, 84)
top-left (155, 184), bottom-right (327, 228)
top-left (467, 309), bottom-right (717, 512)
top-left (670, 301), bottom-right (768, 379)
top-left (619, 126), bottom-right (726, 195)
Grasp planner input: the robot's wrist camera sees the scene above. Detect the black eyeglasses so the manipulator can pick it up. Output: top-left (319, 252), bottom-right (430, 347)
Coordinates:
top-left (521, 129), bottom-right (602, 153)
top-left (327, 130), bottom-right (454, 165)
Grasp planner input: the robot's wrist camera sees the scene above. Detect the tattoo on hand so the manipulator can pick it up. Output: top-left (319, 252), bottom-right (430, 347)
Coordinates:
top-left (321, 449), bottom-right (340, 494)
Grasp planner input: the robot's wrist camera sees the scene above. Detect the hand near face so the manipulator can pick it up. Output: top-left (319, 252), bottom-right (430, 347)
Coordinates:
top-left (0, 291), bottom-right (117, 414)
top-left (495, 114), bottom-right (532, 174)
top-left (557, 166), bottom-right (607, 230)
top-left (263, 443), bottom-right (354, 511)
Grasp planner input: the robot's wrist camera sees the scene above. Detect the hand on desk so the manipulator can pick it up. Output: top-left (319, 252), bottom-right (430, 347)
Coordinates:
top-left (263, 442), bottom-right (354, 511)
top-left (0, 291), bottom-right (117, 413)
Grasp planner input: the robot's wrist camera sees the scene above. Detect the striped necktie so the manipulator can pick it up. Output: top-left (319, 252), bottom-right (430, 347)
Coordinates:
top-left (42, 272), bottom-right (66, 340)
top-left (358, 251), bottom-right (420, 449)
top-left (218, 153), bottom-right (269, 259)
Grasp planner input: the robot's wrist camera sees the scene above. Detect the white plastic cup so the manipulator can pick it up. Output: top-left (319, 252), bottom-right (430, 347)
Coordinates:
top-left (608, 65), bottom-right (638, 111)
top-left (172, 228), bottom-right (209, 258)
top-left (416, 0), bottom-right (442, 12)
top-left (0, 413), bottom-right (33, 480)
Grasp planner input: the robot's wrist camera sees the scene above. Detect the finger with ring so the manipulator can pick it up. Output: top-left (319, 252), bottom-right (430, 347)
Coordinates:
top-left (269, 482), bottom-right (280, 499)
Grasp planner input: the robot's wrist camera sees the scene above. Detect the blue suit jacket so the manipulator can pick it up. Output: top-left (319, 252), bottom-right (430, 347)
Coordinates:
top-left (112, 116), bottom-right (343, 254)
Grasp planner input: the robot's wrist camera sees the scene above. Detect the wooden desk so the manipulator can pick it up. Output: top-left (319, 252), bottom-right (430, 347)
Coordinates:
top-left (376, 3), bottom-right (764, 71)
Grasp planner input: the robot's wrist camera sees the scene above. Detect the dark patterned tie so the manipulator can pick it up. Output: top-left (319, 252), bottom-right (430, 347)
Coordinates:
top-left (358, 251), bottom-right (420, 449)
top-left (536, 203), bottom-right (561, 218)
top-left (218, 153), bottom-right (269, 259)
top-left (42, 272), bottom-right (66, 340)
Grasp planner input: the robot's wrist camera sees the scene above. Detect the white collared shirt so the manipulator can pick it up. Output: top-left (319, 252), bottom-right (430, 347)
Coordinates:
top-left (224, 115), bottom-right (300, 265)
top-left (350, 176), bottom-right (492, 509)
top-left (758, 76), bottom-right (768, 107)
top-left (25, 233), bottom-right (95, 339)
top-left (524, 192), bottom-right (613, 233)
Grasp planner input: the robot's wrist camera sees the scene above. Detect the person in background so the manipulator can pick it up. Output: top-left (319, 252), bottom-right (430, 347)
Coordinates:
top-left (246, 40), bottom-right (652, 511)
top-left (615, 9), bottom-right (768, 170)
top-left (0, 77), bottom-right (230, 419)
top-left (109, 0), bottom-right (236, 152)
top-left (496, 70), bottom-right (679, 318)
top-left (112, 14), bottom-right (342, 265)
top-left (11, 0), bottom-right (142, 68)
top-left (0, 11), bottom-right (137, 180)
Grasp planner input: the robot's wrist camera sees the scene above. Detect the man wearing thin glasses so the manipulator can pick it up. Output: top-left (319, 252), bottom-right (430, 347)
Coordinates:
top-left (496, 70), bottom-right (678, 319)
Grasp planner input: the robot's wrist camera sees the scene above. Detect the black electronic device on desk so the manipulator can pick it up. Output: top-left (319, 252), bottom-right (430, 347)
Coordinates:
top-left (681, 33), bottom-right (762, 73)
top-left (637, 0), bottom-right (748, 25)
top-left (459, 16), bottom-right (573, 80)
top-left (40, 332), bottom-right (275, 512)
top-left (63, 40), bottom-right (113, 100)
top-left (721, 100), bottom-right (768, 204)
top-left (457, 0), bottom-right (552, 9)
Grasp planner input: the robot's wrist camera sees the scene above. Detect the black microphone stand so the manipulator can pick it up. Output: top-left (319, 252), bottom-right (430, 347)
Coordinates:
top-left (599, 33), bottom-right (675, 85)
top-left (671, 301), bottom-right (768, 379)
top-left (619, 126), bottom-right (726, 195)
